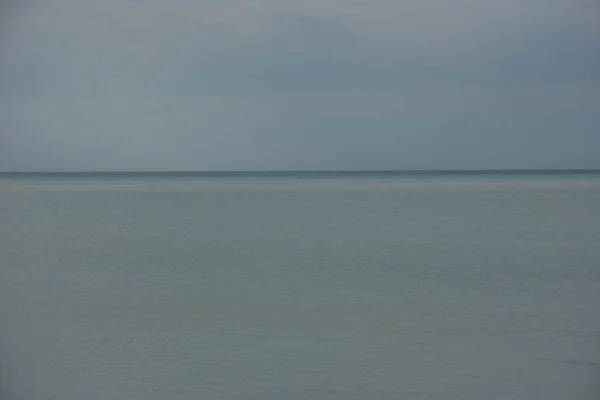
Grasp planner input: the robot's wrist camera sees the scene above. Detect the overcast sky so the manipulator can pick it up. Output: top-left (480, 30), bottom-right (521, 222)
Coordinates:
top-left (1, 0), bottom-right (599, 171)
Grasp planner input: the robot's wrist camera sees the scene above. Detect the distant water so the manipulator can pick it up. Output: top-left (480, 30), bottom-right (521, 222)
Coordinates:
top-left (1, 172), bottom-right (599, 400)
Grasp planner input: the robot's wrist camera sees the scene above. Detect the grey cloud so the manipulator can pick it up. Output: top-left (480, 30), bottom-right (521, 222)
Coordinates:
top-left (171, 15), bottom-right (599, 96)
top-left (1, 0), bottom-right (599, 171)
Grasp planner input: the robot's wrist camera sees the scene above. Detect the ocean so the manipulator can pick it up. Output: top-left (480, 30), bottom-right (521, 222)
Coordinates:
top-left (1, 172), bottom-right (599, 399)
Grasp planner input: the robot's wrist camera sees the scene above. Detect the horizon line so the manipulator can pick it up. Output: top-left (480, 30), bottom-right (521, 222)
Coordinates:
top-left (1, 168), bottom-right (599, 175)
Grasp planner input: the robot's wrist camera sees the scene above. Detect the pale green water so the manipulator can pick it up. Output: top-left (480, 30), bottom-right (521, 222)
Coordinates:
top-left (1, 174), bottom-right (599, 399)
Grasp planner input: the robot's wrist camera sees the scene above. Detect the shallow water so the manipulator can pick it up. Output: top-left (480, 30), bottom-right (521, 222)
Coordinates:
top-left (1, 174), bottom-right (599, 399)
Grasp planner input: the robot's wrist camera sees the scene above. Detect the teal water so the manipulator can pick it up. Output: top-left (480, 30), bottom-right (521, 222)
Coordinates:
top-left (1, 169), bottom-right (599, 181)
top-left (1, 173), bottom-right (599, 399)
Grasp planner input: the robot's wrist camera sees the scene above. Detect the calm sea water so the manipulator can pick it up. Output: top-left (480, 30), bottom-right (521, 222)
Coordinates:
top-left (1, 173), bottom-right (599, 399)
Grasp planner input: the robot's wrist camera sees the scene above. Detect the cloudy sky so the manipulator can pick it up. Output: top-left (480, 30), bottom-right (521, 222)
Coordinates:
top-left (1, 0), bottom-right (598, 171)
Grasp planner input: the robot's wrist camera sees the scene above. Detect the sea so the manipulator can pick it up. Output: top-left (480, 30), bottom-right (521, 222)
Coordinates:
top-left (1, 171), bottom-right (599, 400)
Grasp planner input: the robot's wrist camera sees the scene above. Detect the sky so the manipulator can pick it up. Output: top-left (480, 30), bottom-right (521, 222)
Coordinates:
top-left (1, 0), bottom-right (599, 171)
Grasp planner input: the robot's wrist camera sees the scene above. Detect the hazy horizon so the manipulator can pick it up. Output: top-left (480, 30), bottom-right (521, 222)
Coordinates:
top-left (2, 168), bottom-right (600, 174)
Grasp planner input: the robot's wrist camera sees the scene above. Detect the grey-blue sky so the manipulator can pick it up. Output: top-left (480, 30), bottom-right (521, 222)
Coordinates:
top-left (1, 0), bottom-right (599, 171)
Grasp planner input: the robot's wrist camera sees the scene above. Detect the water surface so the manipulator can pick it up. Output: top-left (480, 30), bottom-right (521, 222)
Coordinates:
top-left (1, 172), bottom-right (599, 399)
